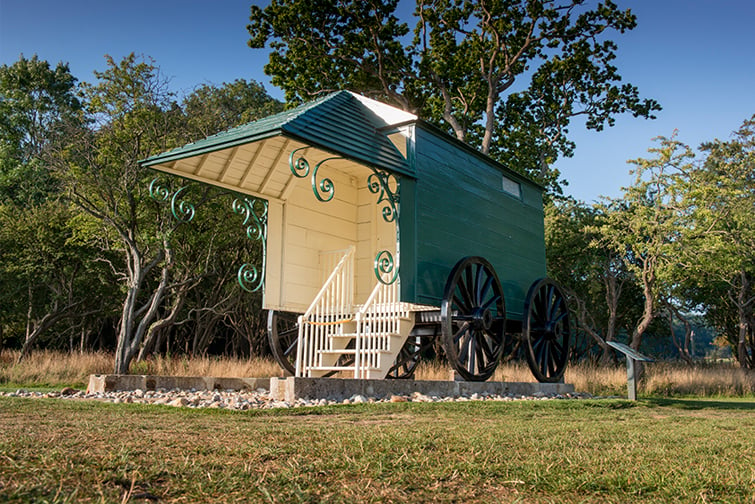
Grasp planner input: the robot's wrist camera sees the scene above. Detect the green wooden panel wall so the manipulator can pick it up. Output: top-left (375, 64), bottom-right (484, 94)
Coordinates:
top-left (401, 125), bottom-right (546, 321)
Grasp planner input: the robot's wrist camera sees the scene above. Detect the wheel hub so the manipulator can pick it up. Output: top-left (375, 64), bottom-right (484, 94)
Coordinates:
top-left (471, 307), bottom-right (493, 331)
top-left (543, 321), bottom-right (558, 339)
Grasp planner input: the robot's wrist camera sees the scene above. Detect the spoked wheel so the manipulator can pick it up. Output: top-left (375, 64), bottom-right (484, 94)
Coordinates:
top-left (386, 328), bottom-right (435, 379)
top-left (441, 257), bottom-right (506, 381)
top-left (523, 278), bottom-right (571, 383)
top-left (267, 310), bottom-right (299, 376)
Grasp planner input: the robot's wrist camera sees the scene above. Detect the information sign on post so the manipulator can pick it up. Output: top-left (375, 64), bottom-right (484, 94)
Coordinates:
top-left (605, 341), bottom-right (654, 401)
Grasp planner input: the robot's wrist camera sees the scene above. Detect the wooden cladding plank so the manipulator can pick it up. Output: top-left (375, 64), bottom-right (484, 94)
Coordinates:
top-left (216, 146), bottom-right (243, 184)
top-left (242, 138), bottom-right (290, 193)
top-left (408, 127), bottom-right (546, 315)
top-left (262, 199), bottom-right (284, 311)
top-left (191, 154), bottom-right (210, 176)
top-left (258, 139), bottom-right (290, 195)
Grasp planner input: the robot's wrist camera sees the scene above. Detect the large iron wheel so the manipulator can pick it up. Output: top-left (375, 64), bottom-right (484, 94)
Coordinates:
top-left (386, 334), bottom-right (422, 379)
top-left (441, 257), bottom-right (506, 381)
top-left (267, 310), bottom-right (299, 376)
top-left (523, 278), bottom-right (571, 383)
top-left (386, 327), bottom-right (435, 379)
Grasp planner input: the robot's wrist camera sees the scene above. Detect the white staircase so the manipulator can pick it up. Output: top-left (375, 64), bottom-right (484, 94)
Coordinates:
top-left (296, 247), bottom-right (414, 379)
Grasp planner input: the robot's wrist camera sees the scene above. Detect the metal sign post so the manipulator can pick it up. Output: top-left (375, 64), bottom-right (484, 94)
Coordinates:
top-left (605, 341), bottom-right (654, 401)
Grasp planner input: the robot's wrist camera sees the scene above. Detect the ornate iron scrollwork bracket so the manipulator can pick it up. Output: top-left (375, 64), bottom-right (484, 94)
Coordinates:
top-left (367, 170), bottom-right (400, 224)
top-left (148, 177), bottom-right (267, 294)
top-left (288, 146), bottom-right (343, 202)
top-left (149, 177), bottom-right (195, 223)
top-left (232, 197), bottom-right (268, 293)
top-left (287, 147), bottom-right (402, 286)
top-left (367, 169), bottom-right (401, 285)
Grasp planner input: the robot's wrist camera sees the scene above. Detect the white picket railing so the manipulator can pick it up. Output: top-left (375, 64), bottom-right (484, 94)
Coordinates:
top-left (296, 248), bottom-right (417, 379)
top-left (353, 276), bottom-right (411, 378)
top-left (296, 247), bottom-right (355, 377)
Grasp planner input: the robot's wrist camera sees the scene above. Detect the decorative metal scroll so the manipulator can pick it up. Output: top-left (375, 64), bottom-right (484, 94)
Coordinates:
top-left (149, 177), bottom-right (195, 222)
top-left (232, 196), bottom-right (268, 293)
top-left (288, 146), bottom-right (404, 286)
top-left (288, 146), bottom-right (343, 202)
top-left (367, 170), bottom-right (400, 223)
top-left (367, 169), bottom-right (401, 285)
top-left (374, 249), bottom-right (399, 285)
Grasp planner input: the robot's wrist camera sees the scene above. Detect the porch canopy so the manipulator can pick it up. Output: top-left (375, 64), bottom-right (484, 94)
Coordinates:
top-left (141, 91), bottom-right (416, 313)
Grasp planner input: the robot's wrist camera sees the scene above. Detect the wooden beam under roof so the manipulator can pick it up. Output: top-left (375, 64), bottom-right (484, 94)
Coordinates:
top-left (216, 146), bottom-right (240, 183)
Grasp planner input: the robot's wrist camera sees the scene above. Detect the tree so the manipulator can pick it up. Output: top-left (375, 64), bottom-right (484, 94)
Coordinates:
top-left (248, 0), bottom-right (660, 192)
top-left (545, 198), bottom-right (641, 361)
top-left (0, 55), bottom-right (99, 358)
top-left (0, 55), bottom-right (81, 204)
top-left (0, 202), bottom-right (111, 361)
top-left (677, 116), bottom-right (755, 367)
top-left (591, 135), bottom-right (692, 351)
top-left (133, 81), bottom-right (282, 361)
top-left (47, 55), bottom-right (284, 372)
top-left (50, 54), bottom-right (192, 373)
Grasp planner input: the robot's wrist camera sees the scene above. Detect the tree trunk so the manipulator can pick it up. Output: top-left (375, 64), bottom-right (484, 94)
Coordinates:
top-left (18, 310), bottom-right (66, 363)
top-left (79, 326), bottom-right (87, 354)
top-left (736, 269), bottom-right (753, 368)
top-left (663, 301), bottom-right (693, 365)
top-left (114, 277), bottom-right (140, 374)
top-left (601, 270), bottom-right (623, 364)
top-left (631, 258), bottom-right (657, 351)
top-left (137, 285), bottom-right (187, 362)
top-left (113, 239), bottom-right (173, 374)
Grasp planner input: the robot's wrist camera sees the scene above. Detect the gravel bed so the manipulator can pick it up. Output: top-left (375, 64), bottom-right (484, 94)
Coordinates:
top-left (1, 387), bottom-right (593, 410)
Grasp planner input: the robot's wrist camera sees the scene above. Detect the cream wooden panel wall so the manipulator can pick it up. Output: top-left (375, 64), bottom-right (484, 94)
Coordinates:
top-left (264, 163), bottom-right (399, 313)
top-left (268, 167), bottom-right (359, 312)
top-left (356, 179), bottom-right (398, 302)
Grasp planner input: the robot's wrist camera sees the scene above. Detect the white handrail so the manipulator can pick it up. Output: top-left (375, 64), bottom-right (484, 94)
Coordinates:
top-left (296, 247), bottom-right (355, 376)
top-left (353, 275), bottom-right (408, 378)
top-left (304, 247), bottom-right (355, 319)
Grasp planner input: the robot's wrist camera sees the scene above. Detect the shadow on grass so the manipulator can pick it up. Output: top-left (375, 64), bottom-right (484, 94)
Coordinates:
top-left (645, 397), bottom-right (755, 410)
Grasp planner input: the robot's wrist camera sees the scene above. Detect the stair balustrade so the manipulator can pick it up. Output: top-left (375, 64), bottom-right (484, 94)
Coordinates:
top-left (296, 247), bottom-right (355, 377)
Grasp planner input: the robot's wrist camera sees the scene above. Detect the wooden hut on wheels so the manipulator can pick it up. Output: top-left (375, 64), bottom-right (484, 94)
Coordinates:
top-left (141, 91), bottom-right (570, 383)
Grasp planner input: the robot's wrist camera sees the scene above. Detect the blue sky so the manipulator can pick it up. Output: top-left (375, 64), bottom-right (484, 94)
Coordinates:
top-left (1, 0), bottom-right (754, 203)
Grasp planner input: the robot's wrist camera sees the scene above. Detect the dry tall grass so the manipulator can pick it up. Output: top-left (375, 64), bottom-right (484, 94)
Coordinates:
top-left (0, 350), bottom-right (282, 388)
top-left (0, 350), bottom-right (113, 387)
top-left (1, 349), bottom-right (753, 396)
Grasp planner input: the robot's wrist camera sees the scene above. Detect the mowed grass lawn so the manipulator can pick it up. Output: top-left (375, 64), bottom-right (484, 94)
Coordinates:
top-left (1, 397), bottom-right (753, 503)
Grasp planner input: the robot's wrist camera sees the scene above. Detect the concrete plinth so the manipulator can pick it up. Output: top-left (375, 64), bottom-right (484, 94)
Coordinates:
top-left (86, 374), bottom-right (270, 394)
top-left (270, 377), bottom-right (574, 403)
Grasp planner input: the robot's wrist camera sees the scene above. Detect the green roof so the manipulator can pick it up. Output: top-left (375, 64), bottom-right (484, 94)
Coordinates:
top-left (141, 91), bottom-right (412, 176)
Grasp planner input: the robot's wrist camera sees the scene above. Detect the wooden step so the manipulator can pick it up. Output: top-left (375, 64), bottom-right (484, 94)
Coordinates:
top-left (319, 349), bottom-right (391, 356)
top-left (309, 365), bottom-right (380, 378)
top-left (329, 332), bottom-right (406, 340)
top-left (319, 347), bottom-right (391, 367)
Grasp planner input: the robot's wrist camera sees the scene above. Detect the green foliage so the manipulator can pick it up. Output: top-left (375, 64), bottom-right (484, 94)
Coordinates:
top-left (589, 135), bottom-right (695, 349)
top-left (0, 55), bottom-right (82, 205)
top-left (248, 0), bottom-right (660, 193)
top-left (248, 0), bottom-right (413, 107)
top-left (0, 53), bottom-right (282, 365)
top-left (0, 55), bottom-right (81, 162)
top-left (183, 79), bottom-right (284, 138)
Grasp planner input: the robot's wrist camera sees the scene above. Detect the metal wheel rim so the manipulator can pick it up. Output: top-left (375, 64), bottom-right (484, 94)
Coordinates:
top-left (267, 310), bottom-right (299, 376)
top-left (387, 335), bottom-right (425, 379)
top-left (523, 278), bottom-right (571, 383)
top-left (441, 257), bottom-right (506, 381)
